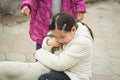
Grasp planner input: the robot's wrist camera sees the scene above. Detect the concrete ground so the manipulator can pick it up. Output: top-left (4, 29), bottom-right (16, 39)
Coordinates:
top-left (0, 0), bottom-right (120, 80)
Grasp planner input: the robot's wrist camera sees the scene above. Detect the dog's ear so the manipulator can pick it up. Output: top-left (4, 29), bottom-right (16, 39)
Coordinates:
top-left (51, 47), bottom-right (59, 54)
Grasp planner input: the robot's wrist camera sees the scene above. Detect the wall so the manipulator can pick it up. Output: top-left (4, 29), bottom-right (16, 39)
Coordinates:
top-left (0, 0), bottom-right (21, 15)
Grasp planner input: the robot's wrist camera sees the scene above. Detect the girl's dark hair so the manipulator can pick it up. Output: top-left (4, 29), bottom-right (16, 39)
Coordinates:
top-left (50, 12), bottom-right (77, 32)
top-left (50, 12), bottom-right (94, 40)
top-left (81, 22), bottom-right (94, 40)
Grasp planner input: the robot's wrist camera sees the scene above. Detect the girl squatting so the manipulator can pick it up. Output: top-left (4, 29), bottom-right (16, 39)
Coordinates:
top-left (0, 13), bottom-right (94, 80)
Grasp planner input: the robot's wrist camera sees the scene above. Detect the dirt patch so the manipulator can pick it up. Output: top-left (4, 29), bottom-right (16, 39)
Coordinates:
top-left (0, 14), bottom-right (29, 26)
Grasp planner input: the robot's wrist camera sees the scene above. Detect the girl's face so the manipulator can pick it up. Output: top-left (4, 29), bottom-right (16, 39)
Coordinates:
top-left (52, 26), bottom-right (77, 45)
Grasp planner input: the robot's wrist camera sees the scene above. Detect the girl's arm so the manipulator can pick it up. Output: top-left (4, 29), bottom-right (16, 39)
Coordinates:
top-left (74, 0), bottom-right (86, 21)
top-left (41, 37), bottom-right (62, 52)
top-left (20, 0), bottom-right (36, 11)
top-left (35, 37), bottom-right (92, 71)
top-left (74, 0), bottom-right (86, 13)
top-left (41, 37), bottom-right (53, 52)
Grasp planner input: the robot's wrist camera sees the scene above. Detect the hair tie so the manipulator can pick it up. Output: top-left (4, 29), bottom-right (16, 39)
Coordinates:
top-left (62, 24), bottom-right (66, 31)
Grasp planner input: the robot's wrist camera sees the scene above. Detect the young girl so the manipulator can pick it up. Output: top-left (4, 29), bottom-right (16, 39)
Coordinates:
top-left (20, 0), bottom-right (86, 50)
top-left (36, 12), bottom-right (94, 80)
top-left (0, 13), bottom-right (93, 80)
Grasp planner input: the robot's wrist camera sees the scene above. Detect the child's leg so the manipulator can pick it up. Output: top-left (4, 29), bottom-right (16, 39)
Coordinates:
top-left (36, 43), bottom-right (42, 50)
top-left (36, 43), bottom-right (42, 61)
top-left (0, 61), bottom-right (50, 80)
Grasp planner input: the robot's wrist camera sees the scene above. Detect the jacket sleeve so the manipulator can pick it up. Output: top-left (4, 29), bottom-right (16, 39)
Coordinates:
top-left (35, 38), bottom-right (91, 71)
top-left (20, 0), bottom-right (35, 10)
top-left (41, 37), bottom-right (53, 52)
top-left (74, 0), bottom-right (86, 13)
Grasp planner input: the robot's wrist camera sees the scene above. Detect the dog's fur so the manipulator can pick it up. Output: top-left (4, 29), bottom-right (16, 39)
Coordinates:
top-left (0, 61), bottom-right (50, 80)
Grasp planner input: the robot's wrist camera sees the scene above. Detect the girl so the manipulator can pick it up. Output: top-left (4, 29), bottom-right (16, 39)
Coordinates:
top-left (20, 0), bottom-right (86, 50)
top-left (0, 13), bottom-right (93, 80)
top-left (36, 12), bottom-right (94, 80)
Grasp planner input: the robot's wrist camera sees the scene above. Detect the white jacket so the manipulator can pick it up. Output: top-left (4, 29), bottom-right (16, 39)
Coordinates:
top-left (35, 22), bottom-right (93, 80)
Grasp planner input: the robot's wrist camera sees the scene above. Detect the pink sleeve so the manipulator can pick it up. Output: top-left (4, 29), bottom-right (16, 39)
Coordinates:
top-left (74, 0), bottom-right (86, 13)
top-left (20, 0), bottom-right (34, 10)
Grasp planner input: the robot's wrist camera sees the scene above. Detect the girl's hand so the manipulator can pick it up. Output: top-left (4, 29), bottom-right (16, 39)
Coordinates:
top-left (47, 38), bottom-right (62, 47)
top-left (21, 6), bottom-right (30, 18)
top-left (77, 12), bottom-right (84, 21)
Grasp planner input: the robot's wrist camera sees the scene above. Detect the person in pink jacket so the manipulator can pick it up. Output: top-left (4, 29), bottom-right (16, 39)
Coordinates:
top-left (20, 0), bottom-right (86, 50)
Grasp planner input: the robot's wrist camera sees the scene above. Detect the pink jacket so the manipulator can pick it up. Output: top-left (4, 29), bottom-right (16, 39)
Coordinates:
top-left (20, 0), bottom-right (86, 44)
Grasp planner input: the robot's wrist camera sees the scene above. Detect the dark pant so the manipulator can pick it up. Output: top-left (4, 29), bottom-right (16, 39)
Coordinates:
top-left (36, 43), bottom-right (41, 50)
top-left (38, 71), bottom-right (71, 80)
top-left (36, 43), bottom-right (41, 62)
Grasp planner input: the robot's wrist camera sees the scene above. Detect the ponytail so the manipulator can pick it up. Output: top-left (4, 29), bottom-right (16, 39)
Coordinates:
top-left (81, 22), bottom-right (94, 40)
